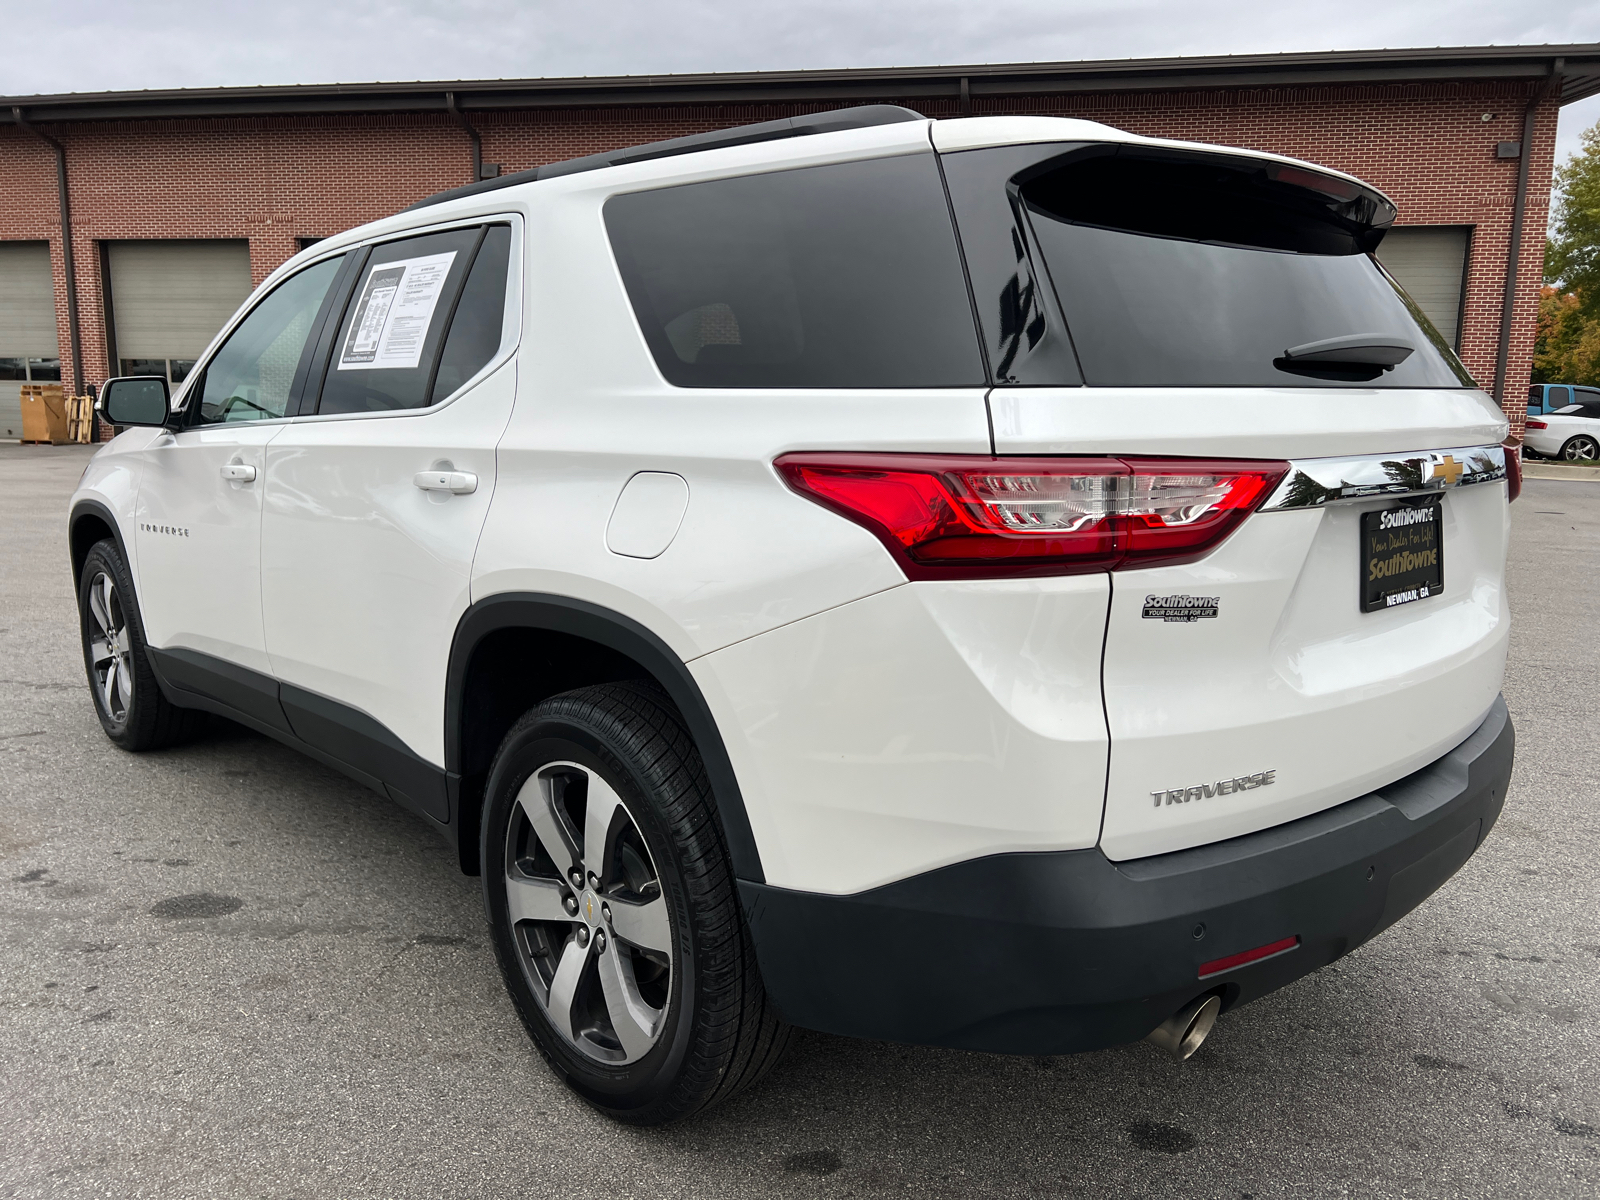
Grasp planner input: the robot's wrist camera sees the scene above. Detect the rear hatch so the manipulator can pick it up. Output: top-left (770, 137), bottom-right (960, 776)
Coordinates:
top-left (938, 126), bottom-right (1512, 859)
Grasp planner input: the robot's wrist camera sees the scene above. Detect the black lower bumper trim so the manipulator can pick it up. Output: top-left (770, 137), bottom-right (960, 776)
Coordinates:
top-left (740, 695), bottom-right (1513, 1055)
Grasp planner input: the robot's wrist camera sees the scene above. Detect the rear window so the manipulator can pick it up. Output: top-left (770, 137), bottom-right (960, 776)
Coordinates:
top-left (604, 154), bottom-right (984, 388)
top-left (947, 145), bottom-right (1475, 390)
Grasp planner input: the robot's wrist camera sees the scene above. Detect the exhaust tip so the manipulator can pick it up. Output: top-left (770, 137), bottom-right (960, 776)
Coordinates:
top-left (1143, 994), bottom-right (1222, 1061)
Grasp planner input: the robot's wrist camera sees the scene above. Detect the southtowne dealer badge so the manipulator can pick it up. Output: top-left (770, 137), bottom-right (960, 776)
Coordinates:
top-left (1143, 594), bottom-right (1220, 622)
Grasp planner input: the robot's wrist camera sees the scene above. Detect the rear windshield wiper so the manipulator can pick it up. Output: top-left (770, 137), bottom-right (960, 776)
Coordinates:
top-left (1275, 333), bottom-right (1415, 381)
top-left (1281, 333), bottom-right (1415, 367)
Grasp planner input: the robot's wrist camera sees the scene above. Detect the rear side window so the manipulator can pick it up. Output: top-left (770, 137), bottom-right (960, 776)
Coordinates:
top-left (946, 145), bottom-right (1476, 390)
top-left (605, 154), bottom-right (984, 388)
top-left (430, 224), bottom-right (513, 403)
top-left (318, 226), bottom-right (486, 415)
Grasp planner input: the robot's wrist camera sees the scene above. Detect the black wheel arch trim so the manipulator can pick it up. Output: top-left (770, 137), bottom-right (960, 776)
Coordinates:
top-left (446, 592), bottom-right (765, 884)
top-left (69, 498), bottom-right (133, 591)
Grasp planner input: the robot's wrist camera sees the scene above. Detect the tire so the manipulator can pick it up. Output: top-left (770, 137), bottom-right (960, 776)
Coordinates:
top-left (77, 538), bottom-right (204, 751)
top-left (481, 680), bottom-right (790, 1125)
top-left (1560, 434), bottom-right (1600, 462)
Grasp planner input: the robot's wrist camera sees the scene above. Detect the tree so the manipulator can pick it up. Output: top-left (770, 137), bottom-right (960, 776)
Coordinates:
top-left (1537, 120), bottom-right (1600, 384)
top-left (1547, 123), bottom-right (1600, 317)
top-left (1532, 285), bottom-right (1600, 385)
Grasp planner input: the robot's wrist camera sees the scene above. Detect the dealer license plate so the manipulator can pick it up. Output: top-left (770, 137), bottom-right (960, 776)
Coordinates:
top-left (1360, 500), bottom-right (1443, 613)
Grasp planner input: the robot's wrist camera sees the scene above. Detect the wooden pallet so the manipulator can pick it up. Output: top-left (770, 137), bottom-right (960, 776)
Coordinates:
top-left (65, 394), bottom-right (94, 443)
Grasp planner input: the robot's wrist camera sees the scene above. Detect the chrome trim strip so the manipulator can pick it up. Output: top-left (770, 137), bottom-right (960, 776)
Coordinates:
top-left (1258, 444), bottom-right (1507, 511)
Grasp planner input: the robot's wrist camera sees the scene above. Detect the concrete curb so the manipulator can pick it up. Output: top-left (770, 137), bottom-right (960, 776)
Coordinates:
top-left (1523, 463), bottom-right (1600, 481)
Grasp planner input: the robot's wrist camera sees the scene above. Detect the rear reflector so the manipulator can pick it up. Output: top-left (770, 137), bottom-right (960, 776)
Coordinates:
top-left (1198, 935), bottom-right (1300, 979)
top-left (776, 454), bottom-right (1289, 580)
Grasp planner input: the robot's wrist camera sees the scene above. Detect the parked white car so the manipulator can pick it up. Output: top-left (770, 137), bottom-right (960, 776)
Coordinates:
top-left (1524, 391), bottom-right (1600, 460)
top-left (71, 106), bottom-right (1518, 1124)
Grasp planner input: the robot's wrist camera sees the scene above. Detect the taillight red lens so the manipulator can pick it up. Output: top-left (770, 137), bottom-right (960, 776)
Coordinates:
top-left (1504, 441), bottom-right (1522, 503)
top-left (776, 454), bottom-right (1289, 580)
top-left (1526, 420), bottom-right (1548, 430)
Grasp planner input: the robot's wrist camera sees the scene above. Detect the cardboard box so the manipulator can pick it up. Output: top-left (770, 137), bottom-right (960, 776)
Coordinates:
top-left (20, 384), bottom-right (68, 444)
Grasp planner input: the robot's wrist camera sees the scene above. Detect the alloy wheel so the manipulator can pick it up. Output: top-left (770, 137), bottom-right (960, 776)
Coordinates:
top-left (504, 761), bottom-right (673, 1064)
top-left (1563, 436), bottom-right (1599, 462)
top-left (87, 571), bottom-right (133, 723)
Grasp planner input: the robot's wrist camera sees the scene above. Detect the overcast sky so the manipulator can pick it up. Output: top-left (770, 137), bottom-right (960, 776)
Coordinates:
top-left (3, 0), bottom-right (1597, 175)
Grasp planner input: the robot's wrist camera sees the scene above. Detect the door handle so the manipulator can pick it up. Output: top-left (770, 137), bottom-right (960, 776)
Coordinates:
top-left (220, 463), bottom-right (257, 482)
top-left (413, 470), bottom-right (477, 495)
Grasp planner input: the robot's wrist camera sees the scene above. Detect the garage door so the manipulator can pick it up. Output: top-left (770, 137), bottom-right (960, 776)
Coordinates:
top-left (1376, 226), bottom-right (1470, 350)
top-left (0, 242), bottom-right (61, 439)
top-left (106, 240), bottom-right (253, 385)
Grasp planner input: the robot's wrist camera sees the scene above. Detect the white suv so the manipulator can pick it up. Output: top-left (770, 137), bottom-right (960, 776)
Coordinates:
top-left (71, 106), bottom-right (1518, 1124)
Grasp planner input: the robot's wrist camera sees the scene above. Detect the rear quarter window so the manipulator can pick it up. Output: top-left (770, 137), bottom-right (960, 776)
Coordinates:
top-left (604, 153), bottom-right (985, 389)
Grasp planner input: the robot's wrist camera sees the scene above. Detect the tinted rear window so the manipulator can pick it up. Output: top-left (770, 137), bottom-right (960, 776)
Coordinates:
top-left (605, 153), bottom-right (984, 388)
top-left (947, 145), bottom-right (1475, 390)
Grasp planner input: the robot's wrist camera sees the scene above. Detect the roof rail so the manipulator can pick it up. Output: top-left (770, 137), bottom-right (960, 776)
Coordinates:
top-left (403, 103), bottom-right (925, 212)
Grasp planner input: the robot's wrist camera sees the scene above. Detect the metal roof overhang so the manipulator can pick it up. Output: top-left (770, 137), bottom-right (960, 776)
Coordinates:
top-left (4, 44), bottom-right (1597, 123)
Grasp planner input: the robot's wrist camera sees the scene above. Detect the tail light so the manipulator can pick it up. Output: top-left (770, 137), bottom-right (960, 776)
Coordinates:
top-left (776, 454), bottom-right (1289, 580)
top-left (1526, 420), bottom-right (1548, 430)
top-left (1504, 441), bottom-right (1522, 503)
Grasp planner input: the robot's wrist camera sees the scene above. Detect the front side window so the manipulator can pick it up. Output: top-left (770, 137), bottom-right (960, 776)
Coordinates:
top-left (604, 154), bottom-right (984, 389)
top-left (196, 255), bottom-right (344, 424)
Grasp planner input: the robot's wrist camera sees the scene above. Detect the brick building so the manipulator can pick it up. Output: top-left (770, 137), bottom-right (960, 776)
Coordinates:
top-left (1, 43), bottom-right (1596, 439)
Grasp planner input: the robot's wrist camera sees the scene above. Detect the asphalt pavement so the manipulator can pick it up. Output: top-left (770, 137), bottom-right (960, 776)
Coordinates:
top-left (1, 442), bottom-right (1596, 1199)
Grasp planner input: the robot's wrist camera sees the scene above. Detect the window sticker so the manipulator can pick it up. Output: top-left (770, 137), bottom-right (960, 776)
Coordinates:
top-left (338, 251), bottom-right (457, 371)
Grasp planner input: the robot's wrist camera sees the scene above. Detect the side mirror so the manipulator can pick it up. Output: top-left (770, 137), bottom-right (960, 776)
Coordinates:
top-left (99, 376), bottom-right (171, 427)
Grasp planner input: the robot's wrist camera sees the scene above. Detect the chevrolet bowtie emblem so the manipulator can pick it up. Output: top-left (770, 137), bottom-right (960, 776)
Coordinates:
top-left (1432, 455), bottom-right (1463, 486)
top-left (584, 895), bottom-right (595, 920)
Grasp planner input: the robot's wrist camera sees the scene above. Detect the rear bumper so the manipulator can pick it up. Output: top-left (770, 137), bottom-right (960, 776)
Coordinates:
top-left (740, 694), bottom-right (1513, 1055)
